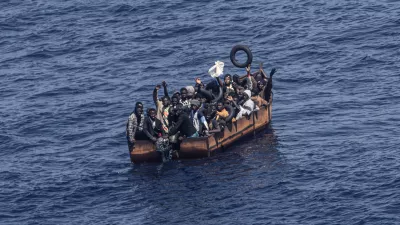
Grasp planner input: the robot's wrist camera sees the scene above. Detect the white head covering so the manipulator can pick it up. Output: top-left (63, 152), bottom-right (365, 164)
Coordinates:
top-left (244, 90), bottom-right (251, 98)
top-left (185, 86), bottom-right (195, 97)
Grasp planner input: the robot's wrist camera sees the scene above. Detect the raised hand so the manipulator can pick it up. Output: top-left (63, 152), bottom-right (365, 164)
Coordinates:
top-left (270, 68), bottom-right (277, 77)
top-left (195, 77), bottom-right (201, 84)
top-left (246, 64), bottom-right (251, 73)
top-left (162, 81), bottom-right (167, 87)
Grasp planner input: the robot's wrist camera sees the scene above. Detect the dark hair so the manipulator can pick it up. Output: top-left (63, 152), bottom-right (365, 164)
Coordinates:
top-left (147, 108), bottom-right (156, 114)
top-left (161, 96), bottom-right (170, 101)
top-left (224, 74), bottom-right (232, 79)
top-left (205, 80), bottom-right (217, 90)
top-left (171, 95), bottom-right (179, 100)
top-left (180, 88), bottom-right (187, 93)
top-left (228, 92), bottom-right (237, 97)
top-left (233, 75), bottom-right (240, 85)
top-left (135, 102), bottom-right (143, 107)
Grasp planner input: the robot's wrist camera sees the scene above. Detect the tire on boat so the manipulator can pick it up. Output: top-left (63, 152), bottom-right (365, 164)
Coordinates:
top-left (230, 45), bottom-right (253, 68)
top-left (211, 86), bottom-right (223, 103)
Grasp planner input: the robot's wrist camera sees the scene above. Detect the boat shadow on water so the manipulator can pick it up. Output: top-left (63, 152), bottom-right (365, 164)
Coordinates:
top-left (128, 123), bottom-right (288, 179)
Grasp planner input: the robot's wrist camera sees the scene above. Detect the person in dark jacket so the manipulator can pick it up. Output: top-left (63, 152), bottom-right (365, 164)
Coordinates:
top-left (168, 95), bottom-right (180, 126)
top-left (143, 108), bottom-right (165, 143)
top-left (169, 103), bottom-right (198, 138)
top-left (217, 74), bottom-right (236, 98)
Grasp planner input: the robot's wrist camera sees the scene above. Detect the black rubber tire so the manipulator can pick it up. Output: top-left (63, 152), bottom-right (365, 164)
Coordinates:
top-left (230, 45), bottom-right (253, 68)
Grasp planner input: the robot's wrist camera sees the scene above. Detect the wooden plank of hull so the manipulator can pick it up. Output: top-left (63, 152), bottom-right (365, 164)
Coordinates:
top-left (130, 140), bottom-right (159, 163)
top-left (130, 101), bottom-right (272, 163)
top-left (180, 104), bottom-right (271, 156)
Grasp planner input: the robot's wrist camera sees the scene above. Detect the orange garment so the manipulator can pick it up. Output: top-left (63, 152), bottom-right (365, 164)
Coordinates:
top-left (215, 108), bottom-right (229, 121)
top-left (209, 108), bottom-right (229, 129)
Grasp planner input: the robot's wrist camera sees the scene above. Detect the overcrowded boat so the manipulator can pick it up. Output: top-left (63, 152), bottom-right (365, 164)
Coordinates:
top-left (127, 45), bottom-right (276, 163)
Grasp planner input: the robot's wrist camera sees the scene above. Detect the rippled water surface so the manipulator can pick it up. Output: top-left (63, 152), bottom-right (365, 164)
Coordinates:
top-left (1, 0), bottom-right (400, 224)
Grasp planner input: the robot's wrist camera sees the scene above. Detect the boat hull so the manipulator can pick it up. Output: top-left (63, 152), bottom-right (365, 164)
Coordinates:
top-left (130, 101), bottom-right (272, 163)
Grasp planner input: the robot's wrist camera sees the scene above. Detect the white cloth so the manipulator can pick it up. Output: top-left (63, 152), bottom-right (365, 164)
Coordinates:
top-left (208, 61), bottom-right (224, 77)
top-left (180, 99), bottom-right (190, 107)
top-left (244, 90), bottom-right (251, 98)
top-left (236, 99), bottom-right (255, 120)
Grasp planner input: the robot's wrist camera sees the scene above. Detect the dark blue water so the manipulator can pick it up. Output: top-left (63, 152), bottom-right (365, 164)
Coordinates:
top-left (1, 0), bottom-right (400, 224)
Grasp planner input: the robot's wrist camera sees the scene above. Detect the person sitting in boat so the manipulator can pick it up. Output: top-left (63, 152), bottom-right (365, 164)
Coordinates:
top-left (263, 68), bottom-right (276, 102)
top-left (126, 102), bottom-right (145, 151)
top-left (232, 65), bottom-right (258, 92)
top-left (208, 102), bottom-right (228, 128)
top-left (153, 81), bottom-right (170, 134)
top-left (171, 94), bottom-right (179, 107)
top-left (226, 92), bottom-right (241, 117)
top-left (235, 85), bottom-right (246, 105)
top-left (185, 86), bottom-right (195, 99)
top-left (169, 103), bottom-right (199, 138)
top-left (251, 90), bottom-right (268, 108)
top-left (189, 99), bottom-right (209, 135)
top-left (224, 94), bottom-right (238, 122)
top-left (207, 101), bottom-right (229, 134)
top-left (143, 108), bottom-right (165, 143)
top-left (168, 95), bottom-right (180, 127)
top-left (245, 63), bottom-right (277, 102)
top-left (217, 74), bottom-right (236, 99)
top-left (203, 102), bottom-right (216, 124)
top-left (215, 101), bottom-right (229, 121)
top-left (179, 87), bottom-right (191, 108)
top-left (235, 90), bottom-right (255, 120)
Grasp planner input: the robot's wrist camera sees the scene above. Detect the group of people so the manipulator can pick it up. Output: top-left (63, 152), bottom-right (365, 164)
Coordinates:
top-left (126, 63), bottom-right (276, 152)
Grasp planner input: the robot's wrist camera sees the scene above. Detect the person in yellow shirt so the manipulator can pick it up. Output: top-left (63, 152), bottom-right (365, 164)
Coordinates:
top-left (208, 102), bottom-right (229, 134)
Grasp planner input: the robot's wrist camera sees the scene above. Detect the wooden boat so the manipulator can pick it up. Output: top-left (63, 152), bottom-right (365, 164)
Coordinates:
top-left (130, 98), bottom-right (272, 163)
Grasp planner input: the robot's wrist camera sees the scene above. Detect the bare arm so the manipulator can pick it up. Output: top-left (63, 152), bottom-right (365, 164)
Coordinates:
top-left (153, 88), bottom-right (158, 106)
top-left (260, 69), bottom-right (268, 80)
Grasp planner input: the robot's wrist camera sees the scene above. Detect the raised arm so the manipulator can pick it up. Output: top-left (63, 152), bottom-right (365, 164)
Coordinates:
top-left (162, 81), bottom-right (169, 98)
top-left (153, 85), bottom-right (161, 106)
